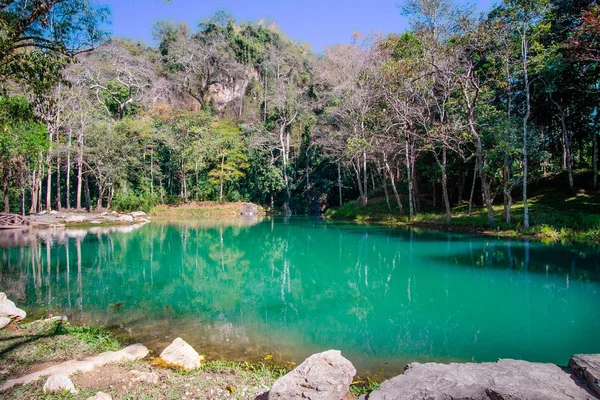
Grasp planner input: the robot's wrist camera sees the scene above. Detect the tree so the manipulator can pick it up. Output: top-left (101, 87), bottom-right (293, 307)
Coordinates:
top-left (0, 0), bottom-right (109, 88)
top-left (0, 95), bottom-right (47, 213)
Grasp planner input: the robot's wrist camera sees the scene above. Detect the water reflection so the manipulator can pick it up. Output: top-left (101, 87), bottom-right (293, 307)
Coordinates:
top-left (0, 217), bottom-right (599, 377)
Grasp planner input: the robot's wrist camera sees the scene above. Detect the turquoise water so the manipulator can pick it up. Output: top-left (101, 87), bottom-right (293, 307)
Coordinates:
top-left (1, 217), bottom-right (599, 376)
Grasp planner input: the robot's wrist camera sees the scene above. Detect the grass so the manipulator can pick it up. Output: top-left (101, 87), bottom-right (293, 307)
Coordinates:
top-left (0, 320), bottom-right (292, 400)
top-left (0, 319), bottom-right (121, 384)
top-left (151, 201), bottom-right (265, 218)
top-left (326, 170), bottom-right (600, 245)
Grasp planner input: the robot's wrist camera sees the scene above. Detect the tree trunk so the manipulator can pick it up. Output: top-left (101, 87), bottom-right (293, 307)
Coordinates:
top-left (337, 161), bottom-right (343, 207)
top-left (66, 128), bottom-right (72, 209)
top-left (219, 154), bottom-right (225, 202)
top-left (522, 31), bottom-right (530, 230)
top-left (29, 168), bottom-right (37, 214)
top-left (594, 126), bottom-right (598, 191)
top-left (405, 139), bottom-right (414, 219)
top-left (384, 154), bottom-right (404, 214)
top-left (469, 162), bottom-right (477, 218)
top-left (360, 149), bottom-right (368, 206)
top-left (76, 130), bottom-right (83, 210)
top-left (412, 156), bottom-right (420, 213)
top-left (84, 173), bottom-right (91, 211)
top-left (476, 136), bottom-right (495, 226)
top-left (3, 174), bottom-right (9, 213)
top-left (56, 152), bottom-right (62, 211)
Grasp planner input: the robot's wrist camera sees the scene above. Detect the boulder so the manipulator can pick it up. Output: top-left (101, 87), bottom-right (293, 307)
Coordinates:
top-left (129, 370), bottom-right (159, 385)
top-left (87, 392), bottom-right (113, 400)
top-left (118, 215), bottom-right (134, 223)
top-left (240, 203), bottom-right (258, 216)
top-left (365, 359), bottom-right (596, 400)
top-left (159, 337), bottom-right (204, 370)
top-left (569, 354), bottom-right (600, 398)
top-left (65, 215), bottom-right (88, 223)
top-left (130, 211), bottom-right (147, 218)
top-left (0, 292), bottom-right (26, 320)
top-left (0, 317), bottom-right (11, 329)
top-left (268, 350), bottom-right (356, 400)
top-left (43, 374), bottom-right (77, 394)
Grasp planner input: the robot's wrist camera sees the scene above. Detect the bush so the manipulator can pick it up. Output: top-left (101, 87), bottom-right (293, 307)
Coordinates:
top-left (112, 192), bottom-right (159, 213)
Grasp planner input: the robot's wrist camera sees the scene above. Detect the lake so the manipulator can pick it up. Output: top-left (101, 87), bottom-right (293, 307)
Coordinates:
top-left (1, 217), bottom-right (599, 377)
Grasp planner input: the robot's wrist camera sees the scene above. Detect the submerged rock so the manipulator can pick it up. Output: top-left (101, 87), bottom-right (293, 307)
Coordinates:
top-left (268, 349), bottom-right (356, 400)
top-left (0, 292), bottom-right (26, 320)
top-left (43, 374), bottom-right (77, 394)
top-left (569, 354), bottom-right (600, 398)
top-left (159, 337), bottom-right (204, 370)
top-left (365, 359), bottom-right (596, 400)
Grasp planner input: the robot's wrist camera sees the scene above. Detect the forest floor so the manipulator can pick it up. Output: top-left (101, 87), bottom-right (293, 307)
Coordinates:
top-left (0, 319), bottom-right (293, 400)
top-left (326, 170), bottom-right (600, 245)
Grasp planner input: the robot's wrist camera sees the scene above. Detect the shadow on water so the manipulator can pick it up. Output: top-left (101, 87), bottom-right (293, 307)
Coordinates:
top-left (1, 216), bottom-right (599, 377)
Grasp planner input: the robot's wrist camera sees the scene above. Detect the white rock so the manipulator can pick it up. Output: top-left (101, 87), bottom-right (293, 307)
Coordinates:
top-left (49, 210), bottom-right (57, 215)
top-left (65, 215), bottom-right (88, 223)
top-left (268, 350), bottom-right (356, 400)
top-left (0, 317), bottom-right (11, 329)
top-left (130, 211), bottom-right (147, 217)
top-left (119, 215), bottom-right (134, 223)
top-left (0, 293), bottom-right (26, 320)
top-left (87, 391), bottom-right (113, 400)
top-left (43, 374), bottom-right (77, 394)
top-left (159, 338), bottom-right (204, 370)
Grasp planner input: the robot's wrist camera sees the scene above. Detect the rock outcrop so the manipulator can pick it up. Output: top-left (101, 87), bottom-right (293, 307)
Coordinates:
top-left (240, 203), bottom-right (259, 216)
top-left (159, 337), bottom-right (204, 370)
top-left (570, 354), bottom-right (600, 398)
top-left (0, 343), bottom-right (149, 391)
top-left (363, 359), bottom-right (596, 400)
top-left (43, 374), bottom-right (77, 394)
top-left (0, 292), bottom-right (26, 321)
top-left (268, 350), bottom-right (356, 400)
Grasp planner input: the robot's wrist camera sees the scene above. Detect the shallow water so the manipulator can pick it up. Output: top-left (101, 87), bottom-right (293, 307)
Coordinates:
top-left (1, 217), bottom-right (599, 377)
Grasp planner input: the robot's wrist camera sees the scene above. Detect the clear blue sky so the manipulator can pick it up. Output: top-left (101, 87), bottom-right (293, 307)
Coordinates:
top-left (95, 0), bottom-right (495, 52)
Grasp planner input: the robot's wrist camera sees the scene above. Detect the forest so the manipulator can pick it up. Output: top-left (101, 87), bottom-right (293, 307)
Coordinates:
top-left (1, 0), bottom-right (599, 231)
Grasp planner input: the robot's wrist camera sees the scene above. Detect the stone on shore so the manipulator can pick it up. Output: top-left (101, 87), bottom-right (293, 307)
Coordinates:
top-left (87, 392), bottom-right (113, 400)
top-left (569, 354), bottom-right (600, 398)
top-left (159, 337), bottom-right (204, 370)
top-left (0, 292), bottom-right (26, 320)
top-left (364, 359), bottom-right (596, 400)
top-left (268, 349), bottom-right (356, 400)
top-left (65, 215), bottom-right (88, 223)
top-left (0, 317), bottom-right (11, 329)
top-left (0, 343), bottom-right (149, 391)
top-left (130, 211), bottom-right (147, 217)
top-left (119, 215), bottom-right (134, 223)
top-left (43, 374), bottom-right (77, 394)
top-left (240, 203), bottom-right (258, 216)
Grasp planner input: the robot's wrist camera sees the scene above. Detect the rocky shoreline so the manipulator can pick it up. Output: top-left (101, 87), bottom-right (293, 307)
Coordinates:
top-left (1, 294), bottom-right (599, 399)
